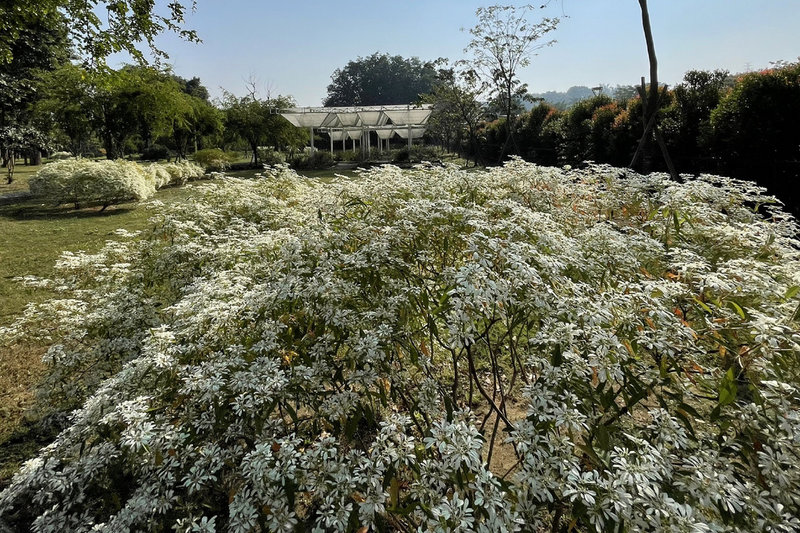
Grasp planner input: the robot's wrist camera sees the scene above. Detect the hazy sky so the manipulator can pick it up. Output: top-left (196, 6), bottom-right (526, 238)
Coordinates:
top-left (132, 0), bottom-right (799, 106)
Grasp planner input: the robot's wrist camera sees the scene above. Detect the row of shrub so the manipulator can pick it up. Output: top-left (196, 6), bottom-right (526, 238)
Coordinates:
top-left (194, 145), bottom-right (440, 172)
top-left (193, 147), bottom-right (337, 172)
top-left (3, 162), bottom-right (800, 530)
top-left (460, 63), bottom-right (800, 214)
top-left (29, 159), bottom-right (205, 209)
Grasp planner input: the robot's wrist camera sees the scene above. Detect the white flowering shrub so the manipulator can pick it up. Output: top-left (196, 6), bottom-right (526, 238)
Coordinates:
top-left (29, 159), bottom-right (155, 209)
top-left (144, 160), bottom-right (206, 189)
top-left (162, 160), bottom-right (206, 185)
top-left (2, 160), bottom-right (800, 531)
top-left (143, 163), bottom-right (173, 189)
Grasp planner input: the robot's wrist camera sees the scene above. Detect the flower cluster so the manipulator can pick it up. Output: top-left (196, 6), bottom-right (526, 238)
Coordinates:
top-left (2, 160), bottom-right (799, 531)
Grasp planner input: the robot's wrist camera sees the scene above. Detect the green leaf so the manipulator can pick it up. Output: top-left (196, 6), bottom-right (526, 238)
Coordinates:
top-left (727, 300), bottom-right (746, 320)
top-left (693, 297), bottom-right (713, 314)
top-left (651, 288), bottom-right (664, 298)
top-left (577, 443), bottom-right (604, 468)
top-left (677, 401), bottom-right (701, 419)
top-left (719, 368), bottom-right (737, 407)
top-left (284, 402), bottom-right (298, 425)
top-left (595, 425), bottom-right (610, 451)
top-left (675, 408), bottom-right (697, 438)
top-left (389, 477), bottom-right (400, 509)
top-left (659, 356), bottom-right (668, 379)
top-left (785, 285), bottom-right (800, 300)
top-left (344, 410), bottom-right (362, 440)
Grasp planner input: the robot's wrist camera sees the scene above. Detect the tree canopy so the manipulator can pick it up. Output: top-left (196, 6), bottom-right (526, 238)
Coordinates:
top-left (221, 91), bottom-right (305, 166)
top-left (0, 7), bottom-right (69, 177)
top-left (324, 52), bottom-right (443, 107)
top-left (0, 0), bottom-right (199, 66)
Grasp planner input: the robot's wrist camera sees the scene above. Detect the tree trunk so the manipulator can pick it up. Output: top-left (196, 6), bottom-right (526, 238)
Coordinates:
top-left (6, 153), bottom-right (15, 184)
top-left (630, 0), bottom-right (678, 180)
top-left (250, 140), bottom-right (260, 167)
top-left (103, 129), bottom-right (118, 159)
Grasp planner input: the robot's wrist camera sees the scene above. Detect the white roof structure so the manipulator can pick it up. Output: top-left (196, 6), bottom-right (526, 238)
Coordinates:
top-left (279, 104), bottom-right (433, 151)
top-left (280, 105), bottom-right (431, 129)
top-left (374, 129), bottom-right (395, 140)
top-left (383, 108), bottom-right (432, 126)
top-left (323, 112), bottom-right (360, 128)
top-left (357, 110), bottom-right (388, 127)
top-left (394, 127), bottom-right (427, 140)
top-left (280, 113), bottom-right (330, 128)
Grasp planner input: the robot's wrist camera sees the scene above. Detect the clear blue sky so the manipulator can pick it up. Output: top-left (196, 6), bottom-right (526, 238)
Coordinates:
top-left (131, 0), bottom-right (799, 105)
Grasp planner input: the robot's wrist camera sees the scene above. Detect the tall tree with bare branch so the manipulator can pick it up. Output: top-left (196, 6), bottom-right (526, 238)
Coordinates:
top-left (462, 4), bottom-right (559, 162)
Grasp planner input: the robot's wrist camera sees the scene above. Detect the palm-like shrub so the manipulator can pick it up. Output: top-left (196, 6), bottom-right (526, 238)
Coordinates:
top-left (29, 159), bottom-right (155, 209)
top-left (3, 161), bottom-right (800, 531)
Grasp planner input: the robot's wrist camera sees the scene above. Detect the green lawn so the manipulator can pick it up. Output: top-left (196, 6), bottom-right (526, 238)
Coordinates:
top-left (0, 163), bottom-right (365, 454)
top-left (0, 183), bottom-right (203, 324)
top-left (0, 170), bottom-right (229, 482)
top-left (0, 163), bottom-right (39, 195)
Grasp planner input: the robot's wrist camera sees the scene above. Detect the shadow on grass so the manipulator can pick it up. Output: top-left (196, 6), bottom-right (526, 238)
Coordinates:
top-left (0, 201), bottom-right (137, 221)
top-left (0, 410), bottom-right (68, 491)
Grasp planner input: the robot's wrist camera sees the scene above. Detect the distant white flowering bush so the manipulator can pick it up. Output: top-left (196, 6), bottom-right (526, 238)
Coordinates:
top-left (3, 160), bottom-right (800, 531)
top-left (143, 160), bottom-right (205, 189)
top-left (162, 160), bottom-right (205, 185)
top-left (29, 159), bottom-right (155, 209)
top-left (30, 159), bottom-right (205, 209)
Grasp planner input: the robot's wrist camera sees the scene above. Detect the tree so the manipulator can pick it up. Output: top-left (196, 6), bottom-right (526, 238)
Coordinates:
top-left (0, 0), bottom-right (199, 66)
top-left (556, 94), bottom-right (615, 163)
top-left (0, 8), bottom-right (69, 179)
top-left (613, 84), bottom-right (639, 103)
top-left (424, 68), bottom-right (484, 164)
top-left (629, 0), bottom-right (678, 179)
top-left (462, 4), bottom-right (559, 161)
top-left (662, 69), bottom-right (729, 167)
top-left (710, 62), bottom-right (800, 166)
top-left (517, 102), bottom-right (562, 165)
top-left (168, 96), bottom-right (223, 158)
top-left (120, 67), bottom-right (195, 150)
top-left (176, 76), bottom-right (211, 102)
top-left (324, 53), bottom-right (442, 107)
top-left (0, 126), bottom-right (51, 182)
top-left (34, 63), bottom-right (96, 156)
top-left (222, 90), bottom-right (304, 166)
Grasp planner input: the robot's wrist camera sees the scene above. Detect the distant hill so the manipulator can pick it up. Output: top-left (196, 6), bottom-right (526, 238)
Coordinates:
top-left (527, 84), bottom-right (637, 109)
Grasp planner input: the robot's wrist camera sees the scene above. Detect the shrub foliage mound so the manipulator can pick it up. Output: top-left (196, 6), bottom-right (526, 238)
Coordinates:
top-left (29, 159), bottom-right (205, 208)
top-left (2, 161), bottom-right (800, 531)
top-left (29, 159), bottom-right (155, 209)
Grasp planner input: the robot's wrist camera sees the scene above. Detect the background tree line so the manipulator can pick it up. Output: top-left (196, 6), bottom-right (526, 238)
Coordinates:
top-left (427, 61), bottom-right (800, 215)
top-left (3, 0), bottom-right (798, 215)
top-left (0, 5), bottom-right (307, 180)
